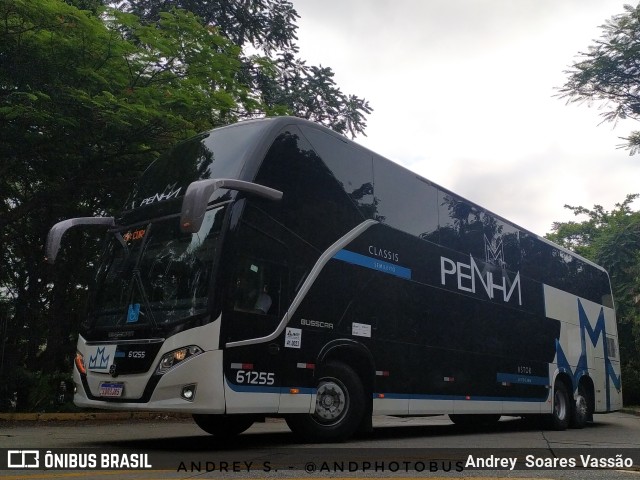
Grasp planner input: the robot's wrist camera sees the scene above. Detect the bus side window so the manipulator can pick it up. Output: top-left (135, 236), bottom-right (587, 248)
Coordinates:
top-left (234, 259), bottom-right (284, 316)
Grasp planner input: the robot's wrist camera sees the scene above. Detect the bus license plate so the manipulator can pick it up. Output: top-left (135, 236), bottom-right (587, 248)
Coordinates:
top-left (99, 382), bottom-right (124, 398)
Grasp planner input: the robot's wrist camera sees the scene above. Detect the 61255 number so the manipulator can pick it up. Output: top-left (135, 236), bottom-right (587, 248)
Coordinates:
top-left (235, 370), bottom-right (275, 385)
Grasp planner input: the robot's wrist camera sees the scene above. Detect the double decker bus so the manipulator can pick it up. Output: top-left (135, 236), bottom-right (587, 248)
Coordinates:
top-left (46, 116), bottom-right (622, 442)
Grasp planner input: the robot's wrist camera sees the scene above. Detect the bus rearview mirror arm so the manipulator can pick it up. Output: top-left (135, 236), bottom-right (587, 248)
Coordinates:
top-left (180, 178), bottom-right (283, 233)
top-left (45, 217), bottom-right (115, 264)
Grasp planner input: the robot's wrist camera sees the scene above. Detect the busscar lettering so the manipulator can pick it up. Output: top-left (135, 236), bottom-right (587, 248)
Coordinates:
top-left (441, 255), bottom-right (522, 305)
top-left (301, 318), bottom-right (334, 329)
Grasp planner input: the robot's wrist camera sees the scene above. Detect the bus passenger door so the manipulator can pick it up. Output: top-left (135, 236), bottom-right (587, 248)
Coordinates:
top-left (222, 208), bottom-right (290, 414)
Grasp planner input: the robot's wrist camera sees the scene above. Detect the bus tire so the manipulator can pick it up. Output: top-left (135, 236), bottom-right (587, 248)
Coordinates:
top-left (286, 362), bottom-right (365, 442)
top-left (548, 381), bottom-right (570, 430)
top-left (192, 414), bottom-right (255, 437)
top-left (570, 385), bottom-right (589, 429)
top-left (449, 414), bottom-right (501, 427)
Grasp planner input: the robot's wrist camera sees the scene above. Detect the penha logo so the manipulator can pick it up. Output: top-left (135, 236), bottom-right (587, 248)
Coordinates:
top-left (88, 347), bottom-right (110, 370)
top-left (484, 235), bottom-right (506, 268)
top-left (139, 183), bottom-right (182, 207)
top-left (440, 235), bottom-right (522, 306)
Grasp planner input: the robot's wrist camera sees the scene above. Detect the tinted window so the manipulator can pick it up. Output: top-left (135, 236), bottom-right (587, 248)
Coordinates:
top-left (438, 190), bottom-right (484, 257)
top-left (373, 156), bottom-right (439, 239)
top-left (520, 233), bottom-right (610, 304)
top-left (300, 126), bottom-right (375, 219)
top-left (254, 127), bottom-right (363, 250)
top-left (482, 216), bottom-right (521, 273)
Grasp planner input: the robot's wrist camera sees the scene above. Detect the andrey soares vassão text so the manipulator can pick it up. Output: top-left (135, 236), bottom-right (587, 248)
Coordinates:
top-left (465, 454), bottom-right (635, 470)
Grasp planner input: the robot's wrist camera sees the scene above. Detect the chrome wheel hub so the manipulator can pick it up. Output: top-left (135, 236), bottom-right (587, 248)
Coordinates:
top-left (315, 380), bottom-right (347, 422)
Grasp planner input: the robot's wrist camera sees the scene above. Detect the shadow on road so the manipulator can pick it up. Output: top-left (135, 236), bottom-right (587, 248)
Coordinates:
top-left (82, 416), bottom-right (603, 452)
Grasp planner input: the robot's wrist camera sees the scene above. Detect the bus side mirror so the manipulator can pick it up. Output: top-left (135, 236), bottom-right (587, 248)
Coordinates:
top-left (180, 178), bottom-right (283, 233)
top-left (45, 217), bottom-right (115, 264)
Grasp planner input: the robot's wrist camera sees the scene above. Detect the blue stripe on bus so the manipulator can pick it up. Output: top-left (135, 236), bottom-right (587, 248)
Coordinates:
top-left (226, 382), bottom-right (315, 395)
top-left (333, 249), bottom-right (412, 279)
top-left (496, 372), bottom-right (549, 386)
top-left (227, 382), bottom-right (546, 403)
top-left (374, 393), bottom-right (546, 402)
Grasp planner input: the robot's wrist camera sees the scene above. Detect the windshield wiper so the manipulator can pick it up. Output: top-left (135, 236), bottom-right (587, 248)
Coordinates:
top-left (129, 268), bottom-right (158, 329)
top-left (117, 224), bottom-right (158, 329)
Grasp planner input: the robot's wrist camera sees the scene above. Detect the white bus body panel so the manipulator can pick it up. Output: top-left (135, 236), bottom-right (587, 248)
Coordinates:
top-left (544, 284), bottom-right (622, 412)
top-left (74, 319), bottom-right (226, 413)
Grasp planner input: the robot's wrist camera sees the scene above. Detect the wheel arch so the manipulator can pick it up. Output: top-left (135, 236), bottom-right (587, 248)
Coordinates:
top-left (553, 370), bottom-right (574, 395)
top-left (577, 374), bottom-right (596, 417)
top-left (316, 339), bottom-right (375, 396)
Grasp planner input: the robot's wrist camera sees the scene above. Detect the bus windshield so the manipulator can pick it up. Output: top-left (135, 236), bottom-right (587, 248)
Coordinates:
top-left (89, 205), bottom-right (226, 329)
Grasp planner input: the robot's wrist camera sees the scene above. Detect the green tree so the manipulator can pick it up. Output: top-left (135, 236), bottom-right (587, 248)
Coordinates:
top-left (0, 0), bottom-right (372, 411)
top-left (547, 195), bottom-right (640, 404)
top-left (118, 0), bottom-right (372, 137)
top-left (560, 3), bottom-right (640, 154)
top-left (0, 0), bottom-right (258, 410)
top-left (120, 0), bottom-right (300, 52)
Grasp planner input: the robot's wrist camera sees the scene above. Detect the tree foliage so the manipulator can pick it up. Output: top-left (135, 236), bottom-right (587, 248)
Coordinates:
top-left (560, 3), bottom-right (640, 154)
top-left (547, 195), bottom-right (640, 404)
top-left (114, 0), bottom-right (372, 137)
top-left (0, 0), bottom-right (371, 411)
top-left (119, 0), bottom-right (300, 52)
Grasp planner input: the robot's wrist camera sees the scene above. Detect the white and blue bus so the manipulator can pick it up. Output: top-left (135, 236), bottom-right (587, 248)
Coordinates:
top-left (47, 116), bottom-right (622, 442)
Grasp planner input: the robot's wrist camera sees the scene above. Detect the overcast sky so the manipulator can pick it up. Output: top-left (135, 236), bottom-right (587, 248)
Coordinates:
top-left (291, 0), bottom-right (639, 236)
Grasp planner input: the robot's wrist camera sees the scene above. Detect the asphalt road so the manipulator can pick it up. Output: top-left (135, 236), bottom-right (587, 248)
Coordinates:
top-left (1, 412), bottom-right (639, 479)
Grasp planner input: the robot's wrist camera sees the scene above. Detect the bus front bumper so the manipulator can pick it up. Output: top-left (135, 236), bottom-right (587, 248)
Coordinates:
top-left (73, 349), bottom-right (226, 414)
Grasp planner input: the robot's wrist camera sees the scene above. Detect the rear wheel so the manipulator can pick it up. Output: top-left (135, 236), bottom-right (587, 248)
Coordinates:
top-left (286, 362), bottom-right (365, 442)
top-left (570, 384), bottom-right (590, 429)
top-left (548, 381), bottom-right (570, 430)
top-left (192, 414), bottom-right (256, 438)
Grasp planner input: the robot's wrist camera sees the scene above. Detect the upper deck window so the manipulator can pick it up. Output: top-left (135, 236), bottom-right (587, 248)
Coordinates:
top-left (299, 125), bottom-right (374, 218)
top-left (254, 127), bottom-right (364, 251)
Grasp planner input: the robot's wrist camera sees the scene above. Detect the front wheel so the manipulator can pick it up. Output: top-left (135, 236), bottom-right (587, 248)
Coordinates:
top-left (192, 414), bottom-right (256, 438)
top-left (286, 362), bottom-right (366, 442)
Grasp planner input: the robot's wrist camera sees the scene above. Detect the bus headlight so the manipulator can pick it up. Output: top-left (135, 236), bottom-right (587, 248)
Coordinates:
top-left (157, 346), bottom-right (203, 374)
